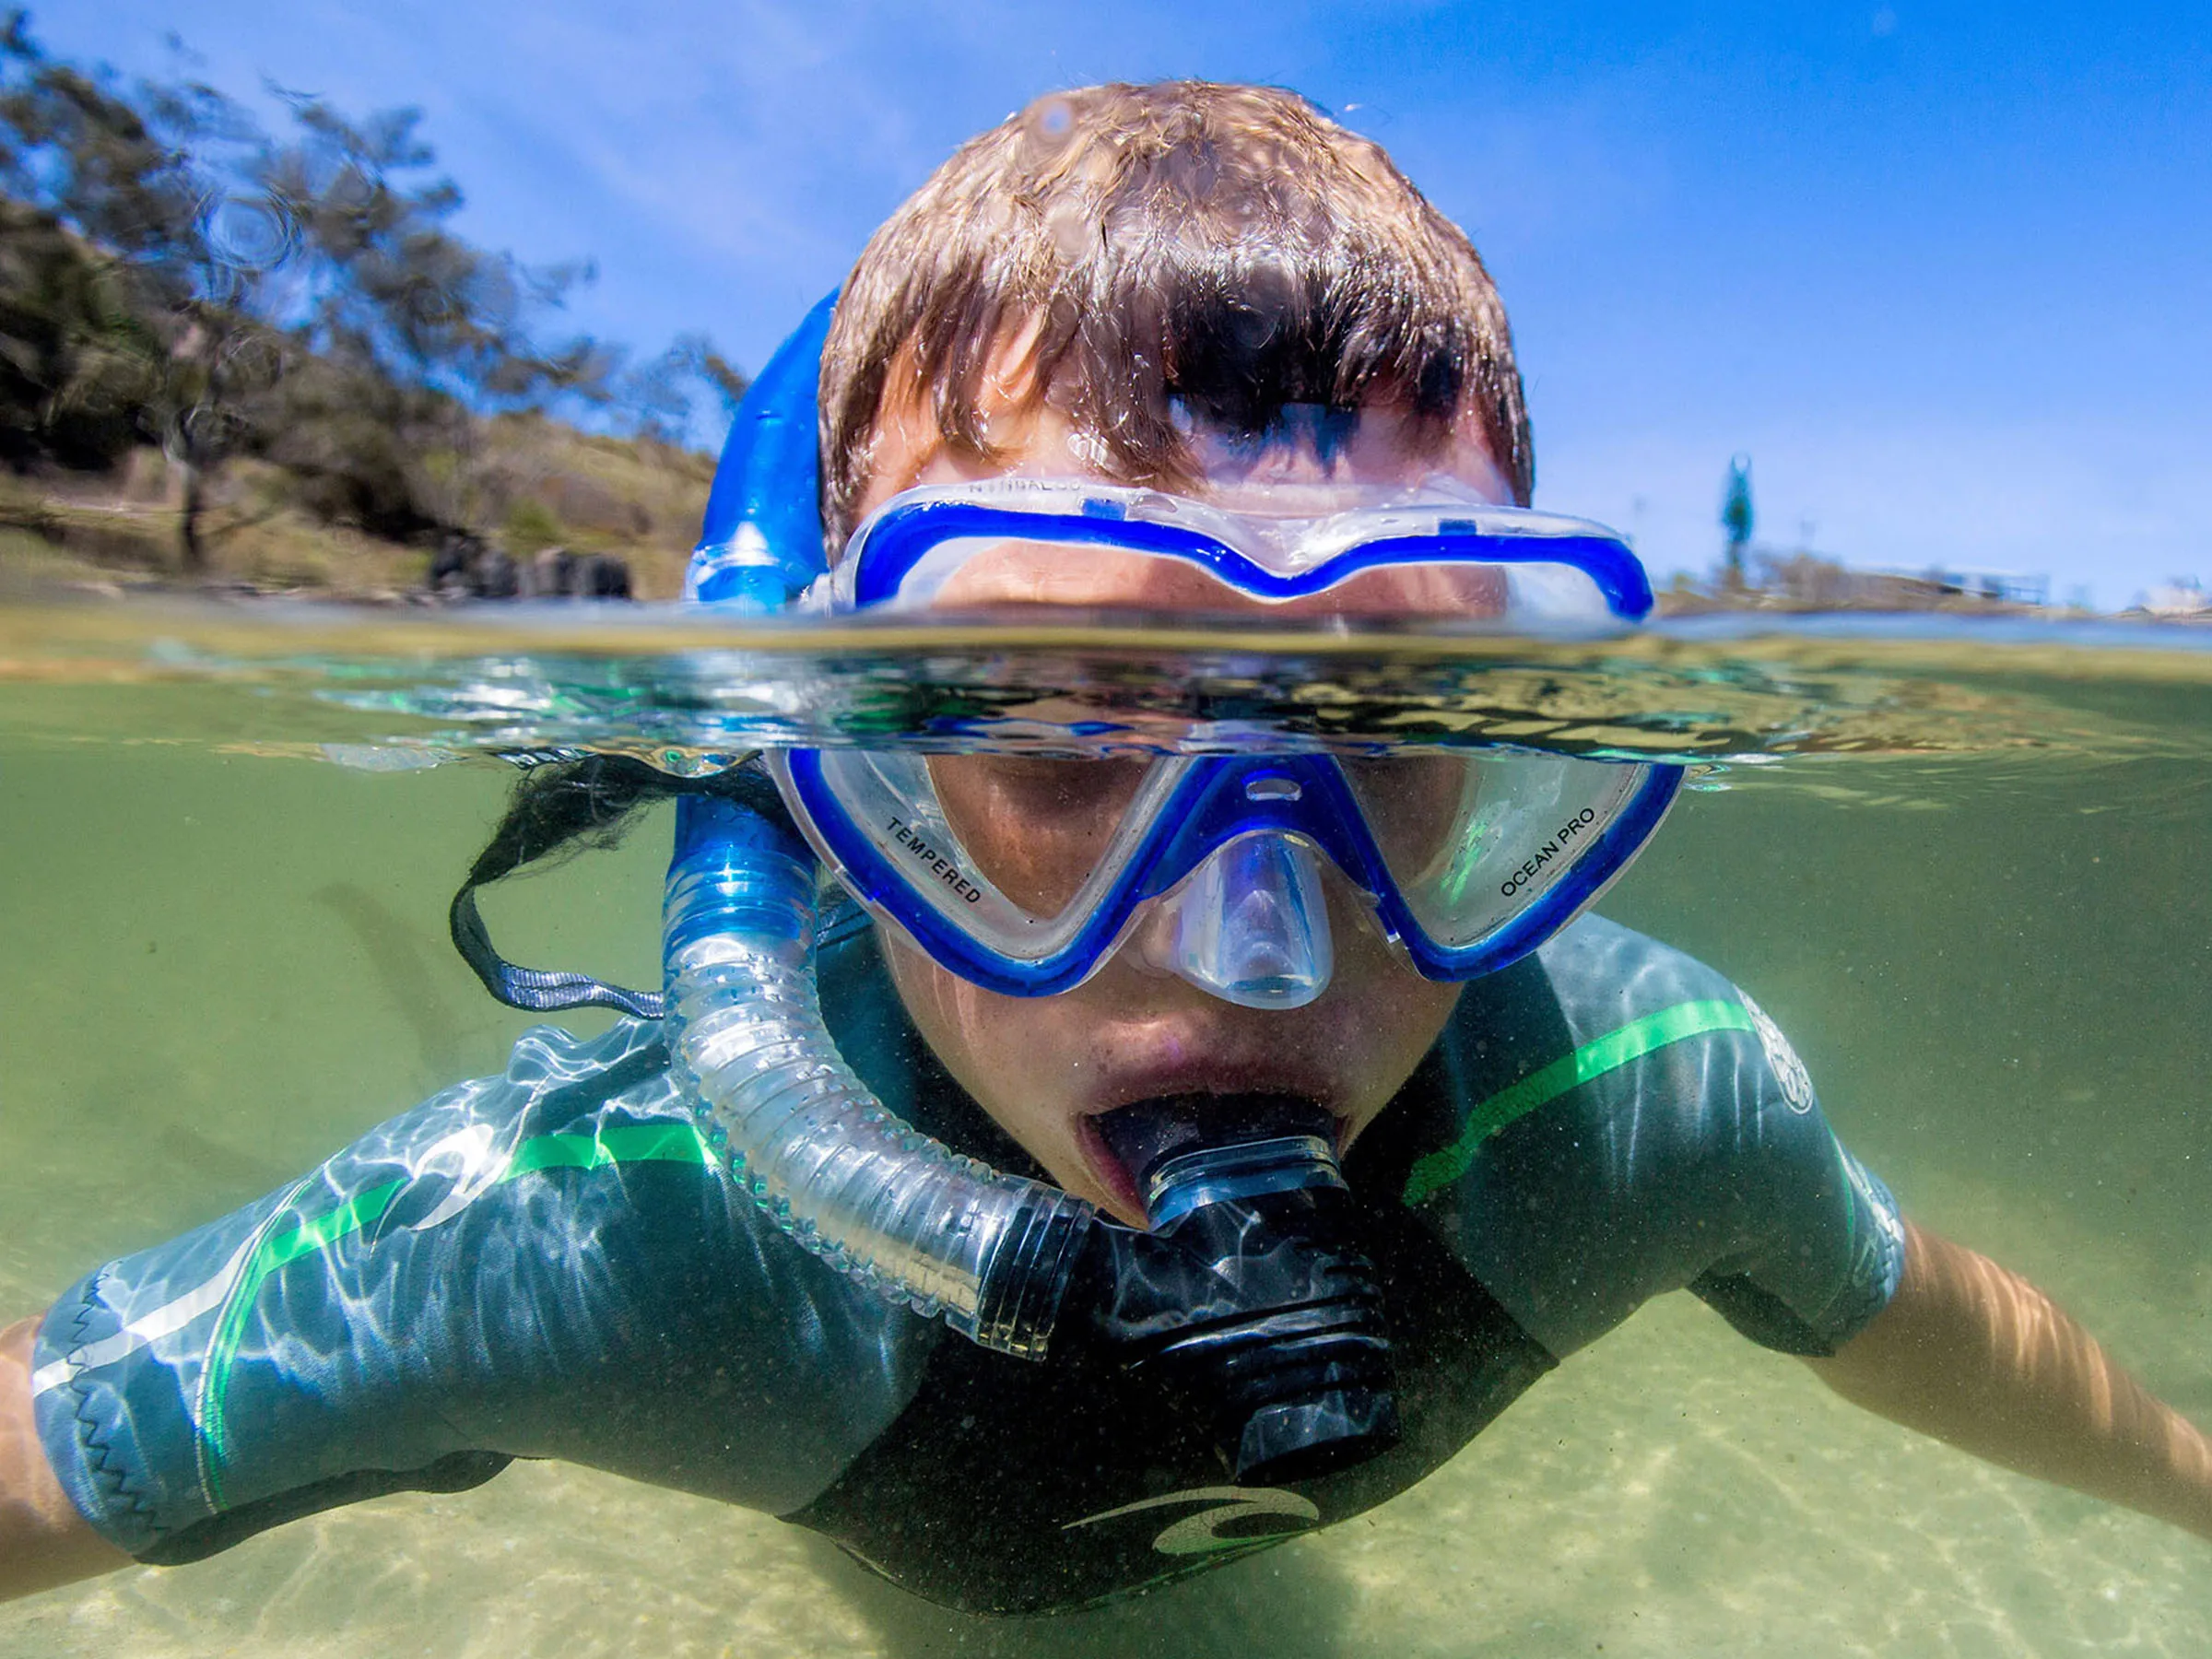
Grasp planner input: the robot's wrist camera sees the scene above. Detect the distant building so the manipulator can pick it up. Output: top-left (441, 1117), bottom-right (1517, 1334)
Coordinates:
top-left (2141, 579), bottom-right (2209, 618)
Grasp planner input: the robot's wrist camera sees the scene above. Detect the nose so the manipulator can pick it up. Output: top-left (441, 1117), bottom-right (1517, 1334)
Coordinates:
top-left (1160, 833), bottom-right (1335, 1010)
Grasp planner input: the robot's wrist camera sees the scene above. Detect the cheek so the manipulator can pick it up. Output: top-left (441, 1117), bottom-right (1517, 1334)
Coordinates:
top-left (1324, 914), bottom-right (1465, 1129)
top-left (879, 930), bottom-right (1088, 1118)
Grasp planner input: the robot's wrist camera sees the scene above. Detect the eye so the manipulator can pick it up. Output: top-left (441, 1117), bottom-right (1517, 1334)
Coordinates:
top-left (1341, 756), bottom-right (1477, 867)
top-left (926, 754), bottom-right (1157, 913)
top-left (974, 757), bottom-right (1149, 819)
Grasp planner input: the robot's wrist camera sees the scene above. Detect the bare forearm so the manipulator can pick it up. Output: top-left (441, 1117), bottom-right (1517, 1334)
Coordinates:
top-left (1808, 1220), bottom-right (2212, 1542)
top-left (0, 1317), bottom-right (130, 1600)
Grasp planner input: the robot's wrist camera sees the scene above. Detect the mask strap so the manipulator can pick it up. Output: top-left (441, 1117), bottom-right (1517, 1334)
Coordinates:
top-left (447, 751), bottom-right (798, 1020)
top-left (460, 284), bottom-right (838, 1010)
top-left (449, 884), bottom-right (666, 1020)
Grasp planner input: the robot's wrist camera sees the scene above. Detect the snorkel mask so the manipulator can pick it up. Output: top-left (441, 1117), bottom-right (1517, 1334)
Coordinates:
top-left (692, 300), bottom-right (1681, 1014)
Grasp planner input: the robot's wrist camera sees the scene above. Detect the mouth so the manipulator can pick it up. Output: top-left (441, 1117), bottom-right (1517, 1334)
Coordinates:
top-left (1082, 1092), bottom-right (1346, 1222)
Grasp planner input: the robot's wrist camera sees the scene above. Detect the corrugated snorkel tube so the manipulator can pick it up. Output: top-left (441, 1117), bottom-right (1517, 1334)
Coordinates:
top-left (661, 787), bottom-right (1098, 1359)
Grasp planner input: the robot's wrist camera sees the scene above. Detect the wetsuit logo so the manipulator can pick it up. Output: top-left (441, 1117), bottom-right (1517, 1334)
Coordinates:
top-left (1063, 1485), bottom-right (1321, 1557)
top-left (1737, 991), bottom-right (1816, 1113)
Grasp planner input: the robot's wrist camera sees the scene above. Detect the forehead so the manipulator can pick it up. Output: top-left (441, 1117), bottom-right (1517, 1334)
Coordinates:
top-left (861, 399), bottom-right (1509, 512)
top-left (847, 319), bottom-right (1511, 527)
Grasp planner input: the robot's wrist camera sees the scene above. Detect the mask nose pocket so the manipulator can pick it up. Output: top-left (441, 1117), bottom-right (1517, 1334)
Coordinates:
top-left (1164, 833), bottom-right (1335, 1009)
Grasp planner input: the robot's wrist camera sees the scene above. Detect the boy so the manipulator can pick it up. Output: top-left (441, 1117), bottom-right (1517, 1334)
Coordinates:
top-left (4, 81), bottom-right (2208, 1618)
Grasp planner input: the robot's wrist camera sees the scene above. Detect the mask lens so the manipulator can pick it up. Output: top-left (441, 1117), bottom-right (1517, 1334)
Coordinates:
top-left (925, 753), bottom-right (1151, 915)
top-left (1340, 755), bottom-right (1482, 883)
top-left (1340, 752), bottom-right (1649, 947)
top-left (782, 743), bottom-right (1667, 996)
top-left (921, 537), bottom-right (1178, 611)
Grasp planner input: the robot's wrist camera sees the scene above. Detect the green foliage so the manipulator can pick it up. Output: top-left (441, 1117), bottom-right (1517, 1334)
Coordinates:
top-left (618, 333), bottom-right (752, 446)
top-left (1722, 454), bottom-right (1754, 548)
top-left (0, 9), bottom-right (747, 576)
top-left (0, 196), bottom-right (162, 467)
top-left (1719, 453), bottom-right (1754, 588)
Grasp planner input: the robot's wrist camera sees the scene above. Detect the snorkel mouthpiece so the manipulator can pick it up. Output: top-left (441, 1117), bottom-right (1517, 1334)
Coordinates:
top-left (1085, 1097), bottom-right (1401, 1485)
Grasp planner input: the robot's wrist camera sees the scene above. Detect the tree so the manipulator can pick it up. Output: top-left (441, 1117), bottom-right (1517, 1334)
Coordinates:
top-left (0, 15), bottom-right (310, 566)
top-left (0, 11), bottom-right (633, 570)
top-left (617, 332), bottom-right (751, 449)
top-left (241, 92), bottom-right (613, 542)
top-left (254, 95), bottom-right (610, 410)
top-left (0, 14), bottom-right (193, 477)
top-left (0, 195), bottom-right (163, 469)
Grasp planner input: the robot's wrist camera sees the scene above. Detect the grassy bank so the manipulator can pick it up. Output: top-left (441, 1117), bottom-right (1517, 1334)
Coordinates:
top-left (0, 418), bottom-right (716, 602)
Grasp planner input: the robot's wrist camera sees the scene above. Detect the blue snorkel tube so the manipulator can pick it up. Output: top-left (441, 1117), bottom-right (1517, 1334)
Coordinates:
top-left (685, 292), bottom-right (839, 610)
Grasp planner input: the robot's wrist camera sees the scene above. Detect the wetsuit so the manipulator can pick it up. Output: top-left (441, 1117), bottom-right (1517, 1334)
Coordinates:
top-left (30, 911), bottom-right (1903, 1615)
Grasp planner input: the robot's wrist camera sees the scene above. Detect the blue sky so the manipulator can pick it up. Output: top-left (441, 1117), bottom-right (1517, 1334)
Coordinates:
top-left (41, 1), bottom-right (2212, 606)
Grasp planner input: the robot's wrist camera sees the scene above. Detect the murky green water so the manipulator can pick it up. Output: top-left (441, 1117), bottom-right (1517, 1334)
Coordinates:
top-left (2, 594), bottom-right (2208, 1656)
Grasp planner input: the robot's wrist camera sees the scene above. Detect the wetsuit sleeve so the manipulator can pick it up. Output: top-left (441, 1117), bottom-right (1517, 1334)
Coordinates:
top-left (1431, 917), bottom-right (1906, 1359)
top-left (29, 1020), bottom-right (933, 1564)
top-left (1673, 999), bottom-right (1908, 1358)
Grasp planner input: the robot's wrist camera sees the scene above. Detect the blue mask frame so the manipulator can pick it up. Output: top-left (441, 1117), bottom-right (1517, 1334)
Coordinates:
top-left (777, 748), bottom-right (1682, 996)
top-left (846, 493), bottom-right (1657, 618)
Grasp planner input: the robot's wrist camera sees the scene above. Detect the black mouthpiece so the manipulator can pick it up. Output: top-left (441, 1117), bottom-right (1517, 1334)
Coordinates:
top-left (1095, 1093), bottom-right (1334, 1195)
top-left (1080, 1094), bottom-right (1399, 1486)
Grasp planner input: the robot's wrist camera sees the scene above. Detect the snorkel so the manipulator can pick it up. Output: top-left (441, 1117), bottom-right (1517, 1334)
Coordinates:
top-left (661, 783), bottom-right (1398, 1477)
top-left (653, 295), bottom-right (1405, 1478)
top-left (674, 297), bottom-right (1095, 1349)
top-left (662, 782), bottom-right (1096, 1357)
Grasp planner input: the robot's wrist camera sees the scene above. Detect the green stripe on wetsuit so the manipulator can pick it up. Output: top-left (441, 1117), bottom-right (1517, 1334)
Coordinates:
top-left (196, 1120), bottom-right (713, 1507)
top-left (1401, 998), bottom-right (1754, 1206)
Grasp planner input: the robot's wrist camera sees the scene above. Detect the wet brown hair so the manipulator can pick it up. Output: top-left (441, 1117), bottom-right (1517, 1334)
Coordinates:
top-left (818, 81), bottom-right (1534, 546)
